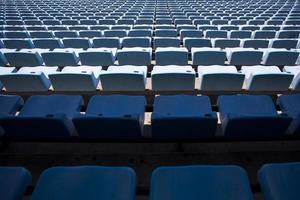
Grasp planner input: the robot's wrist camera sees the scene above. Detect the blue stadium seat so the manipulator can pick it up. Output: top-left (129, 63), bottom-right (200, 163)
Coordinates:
top-left (192, 47), bottom-right (226, 65)
top-left (24, 21), bottom-right (41, 26)
top-left (154, 37), bottom-right (180, 48)
top-left (111, 25), bottom-right (133, 31)
top-left (177, 25), bottom-right (196, 34)
top-left (258, 162), bottom-right (300, 200)
top-left (213, 39), bottom-right (240, 49)
top-left (4, 31), bottom-right (29, 38)
top-left (212, 19), bottom-right (228, 25)
top-left (156, 18), bottom-right (173, 24)
top-left (261, 49), bottom-right (299, 65)
top-left (241, 25), bottom-right (260, 31)
top-left (98, 19), bottom-right (116, 25)
top-left (180, 30), bottom-right (203, 40)
top-left (61, 20), bottom-right (79, 25)
top-left (266, 20), bottom-right (283, 25)
top-left (175, 19), bottom-right (193, 25)
top-left (231, 19), bottom-right (247, 25)
top-left (226, 48), bottom-right (263, 65)
top-left (133, 25), bottom-right (153, 30)
top-left (78, 30), bottom-right (102, 38)
top-left (100, 66), bottom-right (147, 91)
top-left (156, 47), bottom-right (188, 65)
top-left (269, 39), bottom-right (298, 49)
top-left (80, 19), bottom-right (97, 25)
top-left (229, 30), bottom-right (252, 39)
top-left (32, 39), bottom-right (64, 49)
top-left (198, 65), bottom-right (245, 91)
top-left (278, 94), bottom-right (300, 136)
top-left (276, 30), bottom-right (300, 38)
top-left (150, 165), bottom-right (253, 200)
top-left (46, 26), bottom-right (68, 31)
top-left (285, 20), bottom-right (300, 25)
top-left (43, 20), bottom-right (61, 25)
top-left (6, 20), bottom-right (24, 26)
top-left (155, 25), bottom-right (175, 30)
top-left (93, 37), bottom-right (121, 48)
top-left (0, 95), bottom-right (83, 139)
top-left (0, 67), bottom-right (56, 92)
top-left (151, 95), bottom-right (217, 139)
top-left (117, 47), bottom-right (152, 65)
top-left (283, 66), bottom-right (300, 90)
top-left (68, 26), bottom-right (89, 31)
top-left (4, 49), bottom-right (44, 67)
top-left (0, 167), bottom-right (31, 200)
top-left (0, 95), bottom-right (23, 115)
top-left (151, 65), bottom-right (195, 91)
top-left (136, 19), bottom-right (153, 25)
top-left (128, 29), bottom-right (152, 37)
top-left (41, 49), bottom-right (80, 66)
top-left (253, 31), bottom-right (276, 39)
top-left (2, 39), bottom-right (35, 49)
top-left (88, 17), bottom-right (103, 21)
top-left (205, 30), bottom-right (228, 38)
top-left (54, 31), bottom-right (79, 38)
top-left (0, 67), bottom-right (15, 88)
top-left (89, 25), bottom-right (110, 31)
top-left (183, 38), bottom-right (212, 51)
top-left (103, 30), bottom-right (127, 38)
top-left (73, 17), bottom-right (88, 21)
top-left (155, 29), bottom-right (177, 37)
top-left (242, 39), bottom-right (269, 49)
top-left (241, 66), bottom-right (293, 91)
top-left (31, 166), bottom-right (136, 200)
top-left (62, 38), bottom-right (92, 49)
top-left (73, 95), bottom-right (146, 139)
top-left (282, 25), bottom-right (300, 30)
top-left (4, 26), bottom-right (26, 31)
top-left (29, 31), bottom-right (54, 38)
top-left (48, 66), bottom-right (100, 91)
top-left (217, 95), bottom-right (292, 139)
top-left (194, 19), bottom-right (211, 25)
top-left (78, 48), bottom-right (117, 66)
top-left (117, 19), bottom-right (135, 25)
top-left (219, 25), bottom-right (239, 31)
top-left (122, 37), bottom-right (151, 48)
